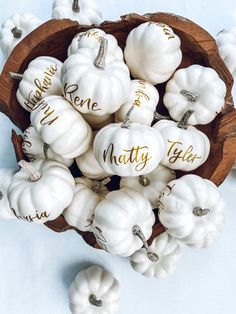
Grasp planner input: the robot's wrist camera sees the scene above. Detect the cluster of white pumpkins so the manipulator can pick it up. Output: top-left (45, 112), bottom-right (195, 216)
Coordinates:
top-left (1, 18), bottom-right (227, 273)
top-left (0, 0), bottom-right (235, 313)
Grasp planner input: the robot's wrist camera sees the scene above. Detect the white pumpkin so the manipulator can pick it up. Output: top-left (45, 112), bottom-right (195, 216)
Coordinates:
top-left (13, 56), bottom-right (63, 112)
top-left (64, 177), bottom-right (109, 232)
top-left (158, 174), bottom-right (225, 248)
top-left (22, 125), bottom-right (74, 167)
top-left (0, 169), bottom-right (17, 220)
top-left (93, 122), bottom-right (165, 176)
top-left (52, 0), bottom-right (102, 24)
top-left (76, 133), bottom-right (110, 179)
top-left (130, 232), bottom-right (181, 278)
top-left (120, 165), bottom-right (176, 209)
top-left (8, 160), bottom-right (75, 224)
top-left (0, 13), bottom-right (42, 57)
top-left (163, 64), bottom-right (226, 125)
top-left (61, 38), bottom-right (131, 116)
top-left (216, 28), bottom-right (236, 77)
top-left (124, 22), bottom-right (182, 84)
top-left (152, 111), bottom-right (210, 171)
top-left (69, 266), bottom-right (120, 314)
top-left (68, 28), bottom-right (123, 60)
top-left (115, 80), bottom-right (159, 126)
top-left (30, 95), bottom-right (93, 159)
top-left (93, 188), bottom-right (155, 257)
top-left (83, 113), bottom-right (114, 130)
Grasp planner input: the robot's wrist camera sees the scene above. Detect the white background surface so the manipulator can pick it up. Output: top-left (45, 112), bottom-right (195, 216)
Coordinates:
top-left (0, 1), bottom-right (236, 314)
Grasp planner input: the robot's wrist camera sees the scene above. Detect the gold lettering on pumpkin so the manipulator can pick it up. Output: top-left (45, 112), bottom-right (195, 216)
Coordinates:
top-left (63, 83), bottom-right (101, 112)
top-left (167, 140), bottom-right (202, 163)
top-left (24, 64), bottom-right (58, 110)
top-left (103, 143), bottom-right (152, 172)
top-left (11, 208), bottom-right (50, 222)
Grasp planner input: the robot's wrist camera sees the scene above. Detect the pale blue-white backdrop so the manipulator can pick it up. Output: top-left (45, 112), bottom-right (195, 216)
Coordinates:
top-left (0, 1), bottom-right (236, 314)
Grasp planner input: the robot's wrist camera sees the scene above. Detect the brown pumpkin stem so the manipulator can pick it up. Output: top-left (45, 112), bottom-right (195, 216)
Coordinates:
top-left (121, 105), bottom-right (135, 129)
top-left (132, 225), bottom-right (159, 262)
top-left (177, 109), bottom-right (194, 129)
top-left (193, 206), bottom-right (210, 217)
top-left (180, 89), bottom-right (198, 102)
top-left (9, 72), bottom-right (23, 80)
top-left (94, 37), bottom-right (108, 69)
top-left (72, 0), bottom-right (80, 13)
top-left (139, 175), bottom-right (150, 186)
top-left (43, 143), bottom-right (49, 159)
top-left (18, 160), bottom-right (42, 182)
top-left (92, 177), bottom-right (111, 193)
top-left (11, 26), bottom-right (22, 39)
top-left (153, 111), bottom-right (171, 121)
top-left (89, 294), bottom-right (103, 307)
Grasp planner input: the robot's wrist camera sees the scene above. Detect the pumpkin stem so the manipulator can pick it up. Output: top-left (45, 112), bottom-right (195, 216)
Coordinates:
top-left (43, 143), bottom-right (49, 159)
top-left (139, 175), bottom-right (150, 187)
top-left (132, 225), bottom-right (159, 263)
top-left (153, 111), bottom-right (171, 121)
top-left (92, 177), bottom-right (111, 193)
top-left (177, 110), bottom-right (194, 129)
top-left (180, 89), bottom-right (198, 102)
top-left (0, 191), bottom-right (3, 200)
top-left (121, 105), bottom-right (135, 129)
top-left (94, 37), bottom-right (108, 69)
top-left (18, 160), bottom-right (42, 182)
top-left (9, 72), bottom-right (23, 80)
top-left (193, 206), bottom-right (210, 217)
top-left (72, 0), bottom-right (80, 12)
top-left (89, 294), bottom-right (103, 307)
top-left (11, 26), bottom-right (22, 39)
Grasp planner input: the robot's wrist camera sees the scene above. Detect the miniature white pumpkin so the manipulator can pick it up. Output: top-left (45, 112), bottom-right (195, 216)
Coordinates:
top-left (68, 28), bottom-right (123, 60)
top-left (30, 95), bottom-right (93, 159)
top-left (120, 165), bottom-right (176, 209)
top-left (216, 28), bottom-right (236, 77)
top-left (69, 266), bottom-right (120, 314)
top-left (8, 160), bottom-right (75, 224)
top-left (152, 111), bottom-right (210, 171)
top-left (52, 0), bottom-right (102, 24)
top-left (64, 177), bottom-right (109, 232)
top-left (0, 169), bottom-right (17, 220)
top-left (13, 56), bottom-right (62, 112)
top-left (93, 120), bottom-right (165, 177)
top-left (83, 113), bottom-right (114, 130)
top-left (124, 22), bottom-right (182, 84)
top-left (158, 174), bottom-right (225, 248)
top-left (0, 13), bottom-right (42, 57)
top-left (93, 188), bottom-right (155, 257)
top-left (163, 65), bottom-right (226, 125)
top-left (115, 80), bottom-right (159, 126)
top-left (61, 38), bottom-right (131, 116)
top-left (76, 133), bottom-right (110, 179)
top-left (130, 232), bottom-right (181, 278)
top-left (22, 125), bottom-right (74, 167)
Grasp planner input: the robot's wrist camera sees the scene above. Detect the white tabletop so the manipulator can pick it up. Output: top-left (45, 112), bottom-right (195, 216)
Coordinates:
top-left (1, 1), bottom-right (236, 314)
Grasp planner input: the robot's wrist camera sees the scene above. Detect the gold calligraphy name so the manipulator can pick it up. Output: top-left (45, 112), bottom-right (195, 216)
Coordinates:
top-left (76, 29), bottom-right (103, 43)
top-left (103, 143), bottom-right (152, 172)
top-left (133, 80), bottom-right (150, 107)
top-left (64, 83), bottom-right (101, 112)
top-left (167, 140), bottom-right (202, 163)
top-left (33, 100), bottom-right (59, 126)
top-left (148, 22), bottom-right (175, 40)
top-left (22, 127), bottom-right (36, 161)
top-left (11, 208), bottom-right (50, 222)
top-left (24, 64), bottom-right (58, 111)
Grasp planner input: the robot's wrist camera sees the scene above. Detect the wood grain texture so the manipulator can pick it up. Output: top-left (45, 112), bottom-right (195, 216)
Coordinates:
top-left (1, 13), bottom-right (235, 250)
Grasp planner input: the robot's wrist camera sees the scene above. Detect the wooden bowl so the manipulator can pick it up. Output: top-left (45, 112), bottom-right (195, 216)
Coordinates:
top-left (1, 13), bottom-right (236, 249)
